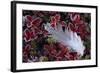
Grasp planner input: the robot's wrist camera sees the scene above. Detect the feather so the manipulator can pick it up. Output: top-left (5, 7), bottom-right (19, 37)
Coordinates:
top-left (44, 23), bottom-right (85, 56)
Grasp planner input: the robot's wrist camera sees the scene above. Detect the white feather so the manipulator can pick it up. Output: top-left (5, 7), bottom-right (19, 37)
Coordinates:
top-left (44, 23), bottom-right (85, 56)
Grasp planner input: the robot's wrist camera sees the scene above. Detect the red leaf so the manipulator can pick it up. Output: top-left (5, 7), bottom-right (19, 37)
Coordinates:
top-left (55, 14), bottom-right (60, 22)
top-left (31, 17), bottom-right (42, 27)
top-left (50, 16), bottom-right (57, 28)
top-left (24, 29), bottom-right (35, 42)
